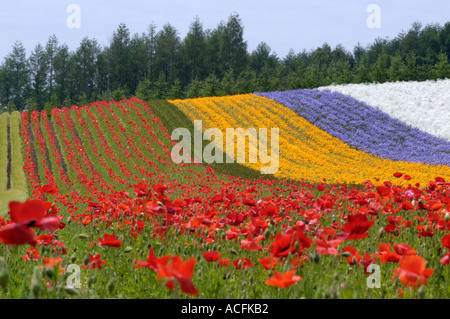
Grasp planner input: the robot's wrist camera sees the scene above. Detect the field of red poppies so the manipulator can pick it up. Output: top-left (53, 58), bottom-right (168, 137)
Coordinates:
top-left (0, 97), bottom-right (449, 299)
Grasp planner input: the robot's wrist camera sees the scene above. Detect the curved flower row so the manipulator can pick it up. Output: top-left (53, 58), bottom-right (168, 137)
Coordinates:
top-left (254, 89), bottom-right (450, 166)
top-left (170, 94), bottom-right (450, 186)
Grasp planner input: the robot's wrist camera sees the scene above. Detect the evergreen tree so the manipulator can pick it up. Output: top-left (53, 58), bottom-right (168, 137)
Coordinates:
top-left (434, 52), bottom-right (450, 79)
top-left (152, 72), bottom-right (169, 99)
top-left (219, 68), bottom-right (236, 96)
top-left (356, 54), bottom-right (372, 83)
top-left (388, 55), bottom-right (405, 81)
top-left (372, 52), bottom-right (388, 83)
top-left (44, 34), bottom-right (59, 98)
top-left (200, 74), bottom-right (220, 97)
top-left (29, 43), bottom-right (48, 108)
top-left (3, 41), bottom-right (30, 110)
top-left (135, 78), bottom-right (152, 100)
top-left (234, 67), bottom-right (257, 94)
top-left (169, 79), bottom-right (183, 99)
top-left (185, 77), bottom-right (202, 99)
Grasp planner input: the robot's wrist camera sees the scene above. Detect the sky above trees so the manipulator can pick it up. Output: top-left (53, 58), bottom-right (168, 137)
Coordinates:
top-left (1, 0), bottom-right (449, 60)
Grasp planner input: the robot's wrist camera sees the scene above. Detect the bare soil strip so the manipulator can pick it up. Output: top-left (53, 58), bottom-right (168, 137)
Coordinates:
top-left (27, 122), bottom-right (41, 186)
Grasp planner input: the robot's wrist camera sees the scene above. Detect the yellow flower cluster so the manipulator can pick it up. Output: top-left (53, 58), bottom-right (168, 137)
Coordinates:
top-left (170, 94), bottom-right (450, 186)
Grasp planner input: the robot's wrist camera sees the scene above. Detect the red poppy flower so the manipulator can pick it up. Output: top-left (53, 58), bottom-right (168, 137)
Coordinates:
top-left (341, 214), bottom-right (375, 240)
top-left (314, 235), bottom-right (342, 256)
top-left (82, 254), bottom-right (106, 269)
top-left (38, 185), bottom-right (59, 196)
top-left (342, 245), bottom-right (362, 265)
top-left (265, 270), bottom-right (302, 288)
top-left (376, 186), bottom-right (391, 197)
top-left (9, 200), bottom-right (60, 232)
top-left (240, 238), bottom-right (263, 252)
top-left (259, 257), bottom-right (278, 270)
top-left (157, 256), bottom-right (198, 296)
top-left (202, 251), bottom-right (221, 262)
top-left (440, 253), bottom-right (450, 265)
top-left (218, 257), bottom-right (230, 267)
top-left (232, 258), bottom-right (255, 269)
top-left (42, 257), bottom-right (63, 274)
top-left (270, 232), bottom-right (311, 258)
top-left (380, 252), bottom-right (401, 263)
top-left (393, 172), bottom-right (403, 178)
top-left (98, 234), bottom-right (123, 248)
top-left (392, 255), bottom-right (434, 287)
top-left (0, 223), bottom-right (36, 246)
top-left (22, 247), bottom-right (40, 261)
top-left (443, 234), bottom-right (450, 250)
top-left (394, 243), bottom-right (417, 256)
top-left (133, 248), bottom-right (172, 271)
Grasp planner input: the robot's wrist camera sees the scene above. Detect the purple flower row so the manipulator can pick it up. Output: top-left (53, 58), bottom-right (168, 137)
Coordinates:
top-left (254, 89), bottom-right (450, 166)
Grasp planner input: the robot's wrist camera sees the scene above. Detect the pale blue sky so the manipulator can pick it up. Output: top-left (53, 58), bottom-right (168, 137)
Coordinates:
top-left (0, 0), bottom-right (449, 60)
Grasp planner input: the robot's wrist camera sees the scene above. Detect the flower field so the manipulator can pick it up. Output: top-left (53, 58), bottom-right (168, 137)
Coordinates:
top-left (0, 84), bottom-right (449, 299)
top-left (171, 94), bottom-right (450, 186)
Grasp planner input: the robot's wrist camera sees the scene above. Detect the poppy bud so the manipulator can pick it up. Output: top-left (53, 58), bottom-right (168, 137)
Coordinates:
top-left (418, 285), bottom-right (426, 299)
top-left (43, 266), bottom-right (54, 279)
top-left (342, 251), bottom-right (352, 258)
top-left (107, 279), bottom-right (115, 295)
top-left (264, 229), bottom-right (272, 240)
top-left (88, 275), bottom-right (97, 288)
top-left (77, 233), bottom-right (89, 240)
top-left (378, 227), bottom-right (385, 238)
top-left (351, 256), bottom-right (358, 265)
top-left (70, 253), bottom-right (77, 263)
top-left (65, 287), bottom-right (79, 296)
top-left (313, 254), bottom-right (320, 264)
top-left (124, 246), bottom-right (133, 253)
top-left (294, 241), bottom-right (300, 252)
top-left (31, 281), bottom-right (42, 299)
top-left (445, 213), bottom-right (450, 223)
top-left (0, 269), bottom-right (9, 290)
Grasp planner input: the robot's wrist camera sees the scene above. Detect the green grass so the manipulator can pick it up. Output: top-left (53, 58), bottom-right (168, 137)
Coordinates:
top-left (0, 112), bottom-right (28, 215)
top-left (0, 113), bottom-right (8, 193)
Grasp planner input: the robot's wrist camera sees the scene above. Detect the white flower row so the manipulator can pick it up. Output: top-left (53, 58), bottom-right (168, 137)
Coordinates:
top-left (319, 79), bottom-right (450, 141)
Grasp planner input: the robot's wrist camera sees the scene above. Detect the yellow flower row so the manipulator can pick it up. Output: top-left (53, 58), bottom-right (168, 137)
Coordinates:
top-left (169, 94), bottom-right (450, 186)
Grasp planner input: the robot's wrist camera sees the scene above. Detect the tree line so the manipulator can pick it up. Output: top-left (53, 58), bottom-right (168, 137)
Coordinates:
top-left (1, 14), bottom-right (449, 112)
